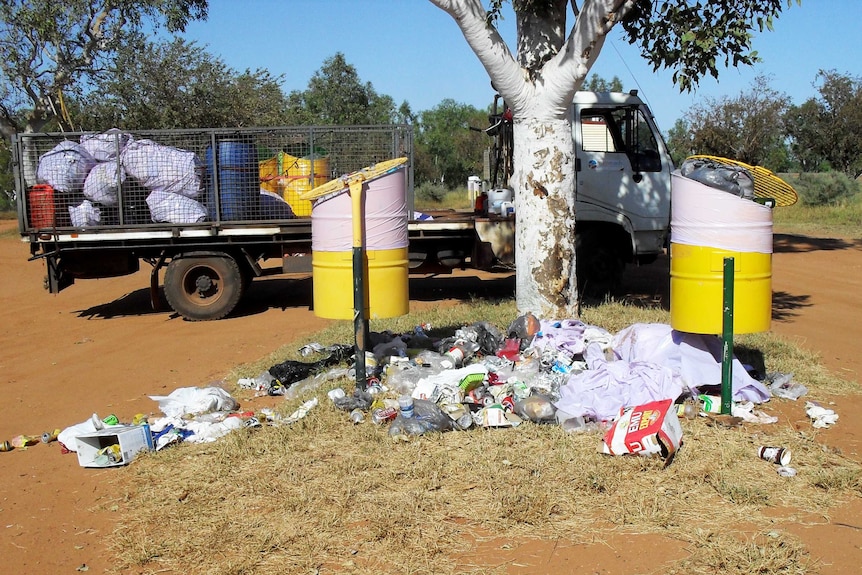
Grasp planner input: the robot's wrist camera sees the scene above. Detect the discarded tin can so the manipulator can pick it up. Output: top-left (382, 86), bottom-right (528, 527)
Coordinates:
top-left (758, 446), bottom-right (792, 466)
top-left (11, 435), bottom-right (39, 448)
top-left (366, 377), bottom-right (383, 395)
top-left (0, 440), bottom-right (12, 452)
top-left (466, 389), bottom-right (486, 404)
top-left (41, 429), bottom-right (61, 444)
top-left (371, 407), bottom-right (398, 425)
top-left (501, 396), bottom-right (515, 412)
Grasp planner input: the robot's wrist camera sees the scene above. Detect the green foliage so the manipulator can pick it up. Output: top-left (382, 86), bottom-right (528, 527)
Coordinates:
top-left (415, 99), bottom-right (487, 188)
top-left (284, 53), bottom-right (397, 125)
top-left (683, 75), bottom-right (790, 169)
top-left (0, 0), bottom-right (208, 134)
top-left (0, 140), bottom-right (14, 202)
top-left (414, 181), bottom-right (449, 204)
top-left (584, 74), bottom-right (624, 92)
top-left (783, 99), bottom-right (826, 172)
top-left (785, 70), bottom-right (862, 179)
top-left (622, 0), bottom-right (795, 92)
top-left (81, 37), bottom-right (288, 130)
top-left (665, 118), bottom-right (693, 167)
top-left (793, 171), bottom-right (862, 207)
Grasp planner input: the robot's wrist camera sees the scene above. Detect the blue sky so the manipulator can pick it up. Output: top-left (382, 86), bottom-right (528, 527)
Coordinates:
top-left (182, 0), bottom-right (862, 133)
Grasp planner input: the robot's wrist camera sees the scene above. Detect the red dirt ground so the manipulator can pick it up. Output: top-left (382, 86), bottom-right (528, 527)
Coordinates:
top-left (1, 219), bottom-right (860, 574)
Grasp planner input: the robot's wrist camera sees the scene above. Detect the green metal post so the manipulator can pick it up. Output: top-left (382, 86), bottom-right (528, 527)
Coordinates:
top-left (353, 246), bottom-right (367, 390)
top-left (349, 180), bottom-right (368, 391)
top-left (721, 257), bottom-right (735, 415)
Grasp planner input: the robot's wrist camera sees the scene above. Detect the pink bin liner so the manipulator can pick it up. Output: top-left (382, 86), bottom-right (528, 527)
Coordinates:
top-left (311, 168), bottom-right (408, 252)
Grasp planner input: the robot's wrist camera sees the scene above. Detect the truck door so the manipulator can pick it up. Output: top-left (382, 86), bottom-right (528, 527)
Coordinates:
top-left (574, 104), bottom-right (668, 223)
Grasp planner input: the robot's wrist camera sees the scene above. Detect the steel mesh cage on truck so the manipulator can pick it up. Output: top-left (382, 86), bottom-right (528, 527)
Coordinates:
top-left (13, 125), bottom-right (414, 321)
top-left (14, 125), bottom-right (414, 231)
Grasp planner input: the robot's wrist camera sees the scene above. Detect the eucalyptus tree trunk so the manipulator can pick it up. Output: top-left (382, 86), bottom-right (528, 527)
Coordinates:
top-left (430, 0), bottom-right (632, 318)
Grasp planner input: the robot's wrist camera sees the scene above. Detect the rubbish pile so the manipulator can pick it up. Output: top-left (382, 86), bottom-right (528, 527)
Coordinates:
top-left (7, 314), bottom-right (828, 474)
top-left (239, 315), bottom-right (811, 467)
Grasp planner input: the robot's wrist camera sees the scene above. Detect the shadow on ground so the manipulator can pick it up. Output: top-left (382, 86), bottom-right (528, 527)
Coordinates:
top-left (774, 233), bottom-right (862, 253)
top-left (73, 240), bottom-right (831, 321)
top-left (74, 272), bottom-right (521, 320)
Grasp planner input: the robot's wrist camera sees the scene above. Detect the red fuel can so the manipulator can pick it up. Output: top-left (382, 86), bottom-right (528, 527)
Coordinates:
top-left (28, 184), bottom-right (56, 228)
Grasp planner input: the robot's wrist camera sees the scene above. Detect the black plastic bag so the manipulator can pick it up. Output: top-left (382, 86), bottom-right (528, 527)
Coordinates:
top-left (268, 344), bottom-right (353, 388)
top-left (680, 158), bottom-right (755, 199)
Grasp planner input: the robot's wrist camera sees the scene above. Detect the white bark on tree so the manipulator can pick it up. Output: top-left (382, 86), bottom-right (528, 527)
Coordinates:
top-left (430, 0), bottom-right (632, 318)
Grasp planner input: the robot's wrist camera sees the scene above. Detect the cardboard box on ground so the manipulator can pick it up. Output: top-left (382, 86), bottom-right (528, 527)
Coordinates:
top-left (601, 399), bottom-right (683, 465)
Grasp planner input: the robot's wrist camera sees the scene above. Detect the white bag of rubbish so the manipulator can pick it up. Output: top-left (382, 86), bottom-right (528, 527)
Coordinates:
top-left (83, 161), bottom-right (125, 206)
top-left (146, 190), bottom-right (208, 223)
top-left (37, 140), bottom-right (96, 193)
top-left (149, 386), bottom-right (239, 418)
top-left (121, 139), bottom-right (204, 198)
top-left (80, 128), bottom-right (133, 162)
top-left (68, 199), bottom-right (101, 226)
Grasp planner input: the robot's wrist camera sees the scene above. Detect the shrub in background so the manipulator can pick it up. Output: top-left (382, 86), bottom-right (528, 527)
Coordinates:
top-left (415, 181), bottom-right (449, 203)
top-left (794, 172), bottom-right (861, 206)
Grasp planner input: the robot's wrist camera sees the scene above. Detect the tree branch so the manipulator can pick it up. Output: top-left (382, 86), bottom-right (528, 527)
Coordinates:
top-left (429, 0), bottom-right (530, 108)
top-left (547, 0), bottom-right (632, 95)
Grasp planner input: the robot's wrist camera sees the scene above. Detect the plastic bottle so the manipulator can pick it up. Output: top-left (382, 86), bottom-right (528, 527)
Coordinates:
top-left (474, 191), bottom-right (488, 216)
top-left (349, 409), bottom-right (365, 424)
top-left (398, 395), bottom-right (415, 419)
top-left (443, 340), bottom-right (480, 368)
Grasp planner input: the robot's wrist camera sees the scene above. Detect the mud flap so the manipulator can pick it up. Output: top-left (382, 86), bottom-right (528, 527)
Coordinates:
top-left (45, 255), bottom-right (74, 294)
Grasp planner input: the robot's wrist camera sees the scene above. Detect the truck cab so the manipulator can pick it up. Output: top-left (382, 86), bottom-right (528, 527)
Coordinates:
top-left (572, 91), bottom-right (673, 293)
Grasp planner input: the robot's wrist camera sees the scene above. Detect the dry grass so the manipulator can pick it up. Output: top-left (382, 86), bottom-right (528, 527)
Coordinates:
top-left (666, 529), bottom-right (815, 575)
top-left (107, 300), bottom-right (861, 575)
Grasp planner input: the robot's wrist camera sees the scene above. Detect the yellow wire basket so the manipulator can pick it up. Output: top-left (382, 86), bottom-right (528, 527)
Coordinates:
top-left (685, 155), bottom-right (798, 207)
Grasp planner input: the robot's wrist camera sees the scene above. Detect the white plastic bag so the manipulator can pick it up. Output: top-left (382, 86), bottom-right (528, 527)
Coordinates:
top-left (83, 161), bottom-right (125, 206)
top-left (146, 190), bottom-right (207, 223)
top-left (37, 141), bottom-right (96, 193)
top-left (149, 386), bottom-right (239, 418)
top-left (671, 173), bottom-right (772, 253)
top-left (121, 139), bottom-right (204, 198)
top-left (68, 199), bottom-right (101, 226)
top-left (80, 128), bottom-right (133, 162)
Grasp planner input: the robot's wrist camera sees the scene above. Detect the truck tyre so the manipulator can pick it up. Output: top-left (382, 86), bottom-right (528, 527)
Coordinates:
top-left (164, 256), bottom-right (244, 321)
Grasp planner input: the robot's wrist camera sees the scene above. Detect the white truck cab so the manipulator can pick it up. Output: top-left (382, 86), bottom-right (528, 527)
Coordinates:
top-left (571, 91), bottom-right (673, 292)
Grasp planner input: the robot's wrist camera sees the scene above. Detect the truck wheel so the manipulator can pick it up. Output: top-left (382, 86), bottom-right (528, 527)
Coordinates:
top-left (164, 256), bottom-right (244, 321)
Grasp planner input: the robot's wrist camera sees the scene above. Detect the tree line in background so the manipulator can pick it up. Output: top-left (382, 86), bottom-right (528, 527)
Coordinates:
top-left (665, 71), bottom-right (862, 205)
top-left (1, 4), bottom-right (860, 211)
